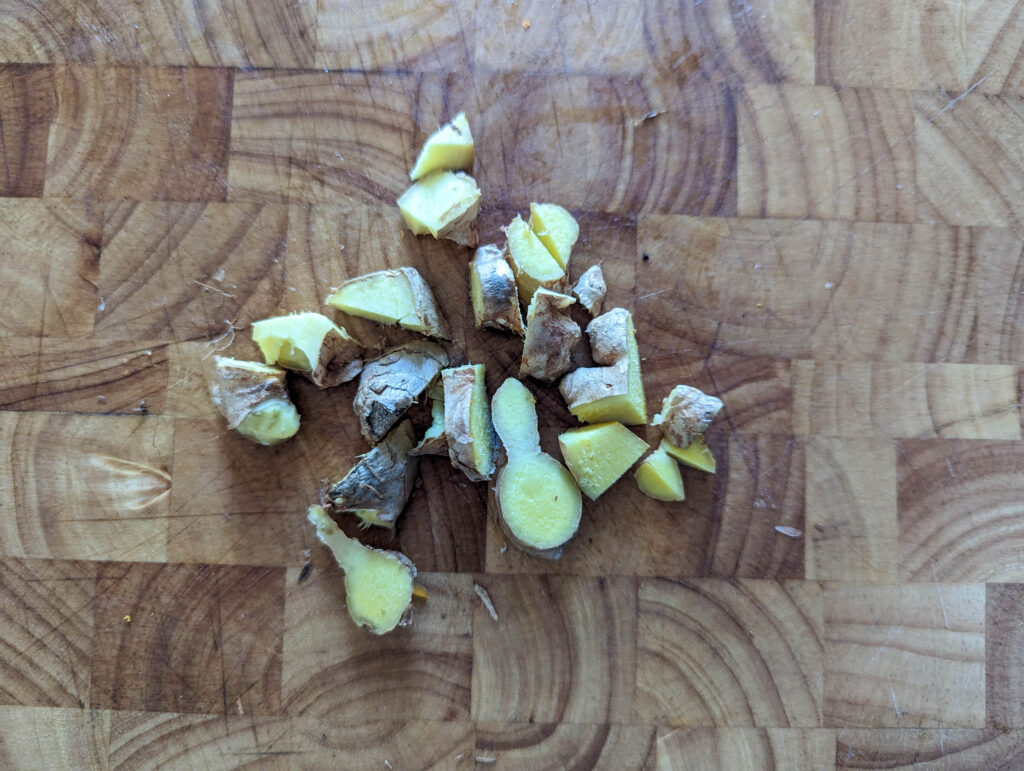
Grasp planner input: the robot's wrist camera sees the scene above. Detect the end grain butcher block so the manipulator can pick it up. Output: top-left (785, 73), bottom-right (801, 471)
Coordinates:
top-left (1, 0), bottom-right (1023, 768)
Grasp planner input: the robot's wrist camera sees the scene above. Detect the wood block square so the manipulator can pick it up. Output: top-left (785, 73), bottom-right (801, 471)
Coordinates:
top-left (737, 84), bottom-right (916, 222)
top-left (805, 437), bottom-right (897, 583)
top-left (899, 439), bottom-right (1024, 583)
top-left (824, 584), bottom-right (985, 728)
top-left (475, 723), bottom-right (656, 769)
top-left (836, 729), bottom-right (1024, 769)
top-left (472, 575), bottom-right (637, 723)
top-left (283, 570), bottom-right (472, 720)
top-left (96, 201), bottom-right (289, 343)
top-left (0, 558), bottom-right (97, 708)
top-left (0, 413), bottom-right (172, 563)
top-left (987, 584), bottom-right (1024, 728)
top-left (638, 579), bottom-right (822, 727)
top-left (974, 227), bottom-right (1024, 364)
top-left (0, 199), bottom-right (100, 339)
top-left (228, 70), bottom-right (420, 204)
top-left (656, 728), bottom-right (834, 771)
top-left (0, 706), bottom-right (109, 768)
top-left (45, 66), bottom-right (231, 201)
top-left (91, 562), bottom-right (284, 715)
top-left (0, 337), bottom-right (168, 415)
top-left (0, 64), bottom-right (54, 196)
top-left (915, 92), bottom-right (1024, 229)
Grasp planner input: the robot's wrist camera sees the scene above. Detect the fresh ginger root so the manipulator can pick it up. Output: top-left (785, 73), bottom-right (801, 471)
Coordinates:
top-left (470, 244), bottom-right (525, 336)
top-left (662, 436), bottom-right (717, 474)
top-left (410, 112), bottom-right (474, 181)
top-left (519, 289), bottom-right (580, 382)
top-left (251, 311), bottom-right (364, 388)
top-left (354, 342), bottom-right (448, 444)
top-left (652, 385), bottom-right (723, 449)
top-left (204, 356), bottom-right (300, 445)
top-left (442, 363), bottom-right (496, 481)
top-left (491, 378), bottom-right (582, 559)
top-left (326, 267), bottom-right (449, 339)
top-left (503, 215), bottom-right (565, 305)
top-left (325, 420), bottom-right (420, 528)
top-left (635, 446), bottom-right (685, 501)
top-left (558, 421), bottom-right (648, 500)
top-left (528, 202), bottom-right (578, 270)
top-left (572, 264), bottom-right (606, 316)
top-left (397, 170), bottom-right (481, 247)
top-left (307, 504), bottom-right (416, 635)
top-left (410, 382), bottom-right (448, 456)
top-left (559, 307), bottom-right (647, 425)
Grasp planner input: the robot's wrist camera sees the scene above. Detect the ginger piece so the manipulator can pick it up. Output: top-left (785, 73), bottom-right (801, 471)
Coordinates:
top-left (519, 289), bottom-right (580, 382)
top-left (397, 170), bottom-right (481, 247)
top-left (528, 202), bottom-right (578, 270)
top-left (652, 384), bottom-right (723, 449)
top-left (410, 112), bottom-right (474, 180)
top-left (491, 378), bottom-right (582, 559)
top-left (558, 421), bottom-right (648, 500)
top-left (307, 504), bottom-right (416, 635)
top-left (572, 264), bottom-right (606, 316)
top-left (503, 215), bottom-right (565, 305)
top-left (251, 311), bottom-right (364, 388)
top-left (662, 436), bottom-right (717, 474)
top-left (559, 307), bottom-right (647, 425)
top-left (410, 382), bottom-right (448, 456)
top-left (354, 342), bottom-right (448, 444)
top-left (470, 244), bottom-right (525, 336)
top-left (204, 356), bottom-right (300, 445)
top-left (326, 267), bottom-right (449, 339)
top-left (635, 447), bottom-right (685, 502)
top-left (442, 363), bottom-right (496, 481)
top-left (325, 420), bottom-right (420, 528)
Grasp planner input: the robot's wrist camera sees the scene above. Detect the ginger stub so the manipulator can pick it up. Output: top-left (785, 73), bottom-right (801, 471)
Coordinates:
top-left (397, 170), bottom-right (481, 247)
top-left (410, 112), bottom-right (474, 181)
top-left (635, 447), bottom-right (685, 501)
top-left (325, 421), bottom-right (420, 528)
top-left (307, 505), bottom-right (416, 635)
top-left (354, 342), bottom-right (448, 444)
top-left (528, 202), bottom-right (578, 270)
top-left (503, 215), bottom-right (565, 305)
top-left (491, 378), bottom-right (582, 559)
top-left (662, 436), bottom-right (717, 474)
top-left (251, 311), bottom-right (364, 388)
top-left (572, 264), bottom-right (607, 316)
top-left (519, 289), bottom-right (580, 382)
top-left (442, 363), bottom-right (496, 482)
top-left (470, 244), bottom-right (525, 336)
top-left (652, 384), bottom-right (723, 449)
top-left (204, 356), bottom-right (300, 445)
top-left (558, 421), bottom-right (649, 500)
top-left (559, 307), bottom-right (647, 425)
top-left (326, 267), bottom-right (449, 339)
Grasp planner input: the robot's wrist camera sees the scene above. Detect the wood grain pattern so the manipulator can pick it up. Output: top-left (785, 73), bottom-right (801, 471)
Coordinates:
top-left (0, 706), bottom-right (108, 769)
top-left (474, 722), bottom-right (656, 770)
top-left (835, 728), bottom-right (1024, 770)
top-left (986, 584), bottom-right (1024, 729)
top-left (0, 64), bottom-right (54, 196)
top-left (656, 727), bottom-right (834, 771)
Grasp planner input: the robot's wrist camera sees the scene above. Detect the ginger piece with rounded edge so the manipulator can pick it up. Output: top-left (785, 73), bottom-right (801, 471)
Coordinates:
top-left (572, 264), bottom-right (606, 316)
top-left (410, 382), bottom-right (448, 457)
top-left (520, 289), bottom-right (580, 382)
top-left (503, 215), bottom-right (565, 305)
top-left (410, 112), bottom-right (474, 180)
top-left (397, 170), bottom-right (481, 247)
top-left (251, 311), bottom-right (364, 388)
top-left (529, 202), bottom-right (578, 270)
top-left (325, 420), bottom-right (420, 528)
top-left (558, 421), bottom-right (648, 500)
top-left (491, 378), bottom-right (582, 560)
top-left (559, 307), bottom-right (647, 425)
top-left (470, 244), bottom-right (525, 336)
top-left (652, 384), bottom-right (723, 449)
top-left (354, 342), bottom-right (448, 444)
top-left (635, 447), bottom-right (685, 501)
top-left (662, 436), bottom-right (716, 474)
top-left (442, 363), bottom-right (496, 482)
top-left (326, 267), bottom-right (449, 339)
top-left (204, 356), bottom-right (300, 445)
top-left (307, 504), bottom-right (416, 635)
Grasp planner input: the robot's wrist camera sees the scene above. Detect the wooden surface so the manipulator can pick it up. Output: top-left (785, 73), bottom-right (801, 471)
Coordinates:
top-left (0, 1), bottom-right (1023, 769)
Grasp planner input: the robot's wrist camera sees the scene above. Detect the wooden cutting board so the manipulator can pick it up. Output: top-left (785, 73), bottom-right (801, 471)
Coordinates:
top-left (1, 1), bottom-right (1023, 768)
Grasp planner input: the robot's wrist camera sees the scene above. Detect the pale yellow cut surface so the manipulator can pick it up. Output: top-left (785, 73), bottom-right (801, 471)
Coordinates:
top-left (558, 421), bottom-right (649, 500)
top-left (236, 399), bottom-right (300, 445)
top-left (662, 437), bottom-right (717, 474)
top-left (504, 215), bottom-right (564, 304)
top-left (635, 448), bottom-right (685, 501)
top-left (529, 202), bottom-right (578, 270)
top-left (251, 312), bottom-right (348, 372)
top-left (498, 454), bottom-right (582, 550)
top-left (491, 378), bottom-right (540, 456)
top-left (569, 314), bottom-right (647, 425)
top-left (397, 170), bottom-right (480, 237)
top-left (326, 270), bottom-right (433, 334)
top-left (410, 112), bottom-right (474, 180)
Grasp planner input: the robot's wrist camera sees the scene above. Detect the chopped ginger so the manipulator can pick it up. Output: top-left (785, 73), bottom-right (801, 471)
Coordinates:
top-left (410, 113), bottom-right (474, 180)
top-left (529, 203), bottom-right (578, 270)
top-left (204, 356), bottom-right (300, 445)
top-left (442, 363), bottom-right (496, 482)
top-left (470, 244), bottom-right (524, 336)
top-left (558, 422), bottom-right (648, 500)
top-left (652, 384), bottom-right (723, 449)
top-left (397, 170), bottom-right (481, 246)
top-left (635, 448), bottom-right (685, 501)
top-left (503, 215), bottom-right (565, 305)
top-left (326, 267), bottom-right (448, 339)
top-left (661, 436), bottom-right (717, 474)
top-left (251, 311), bottom-right (363, 387)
